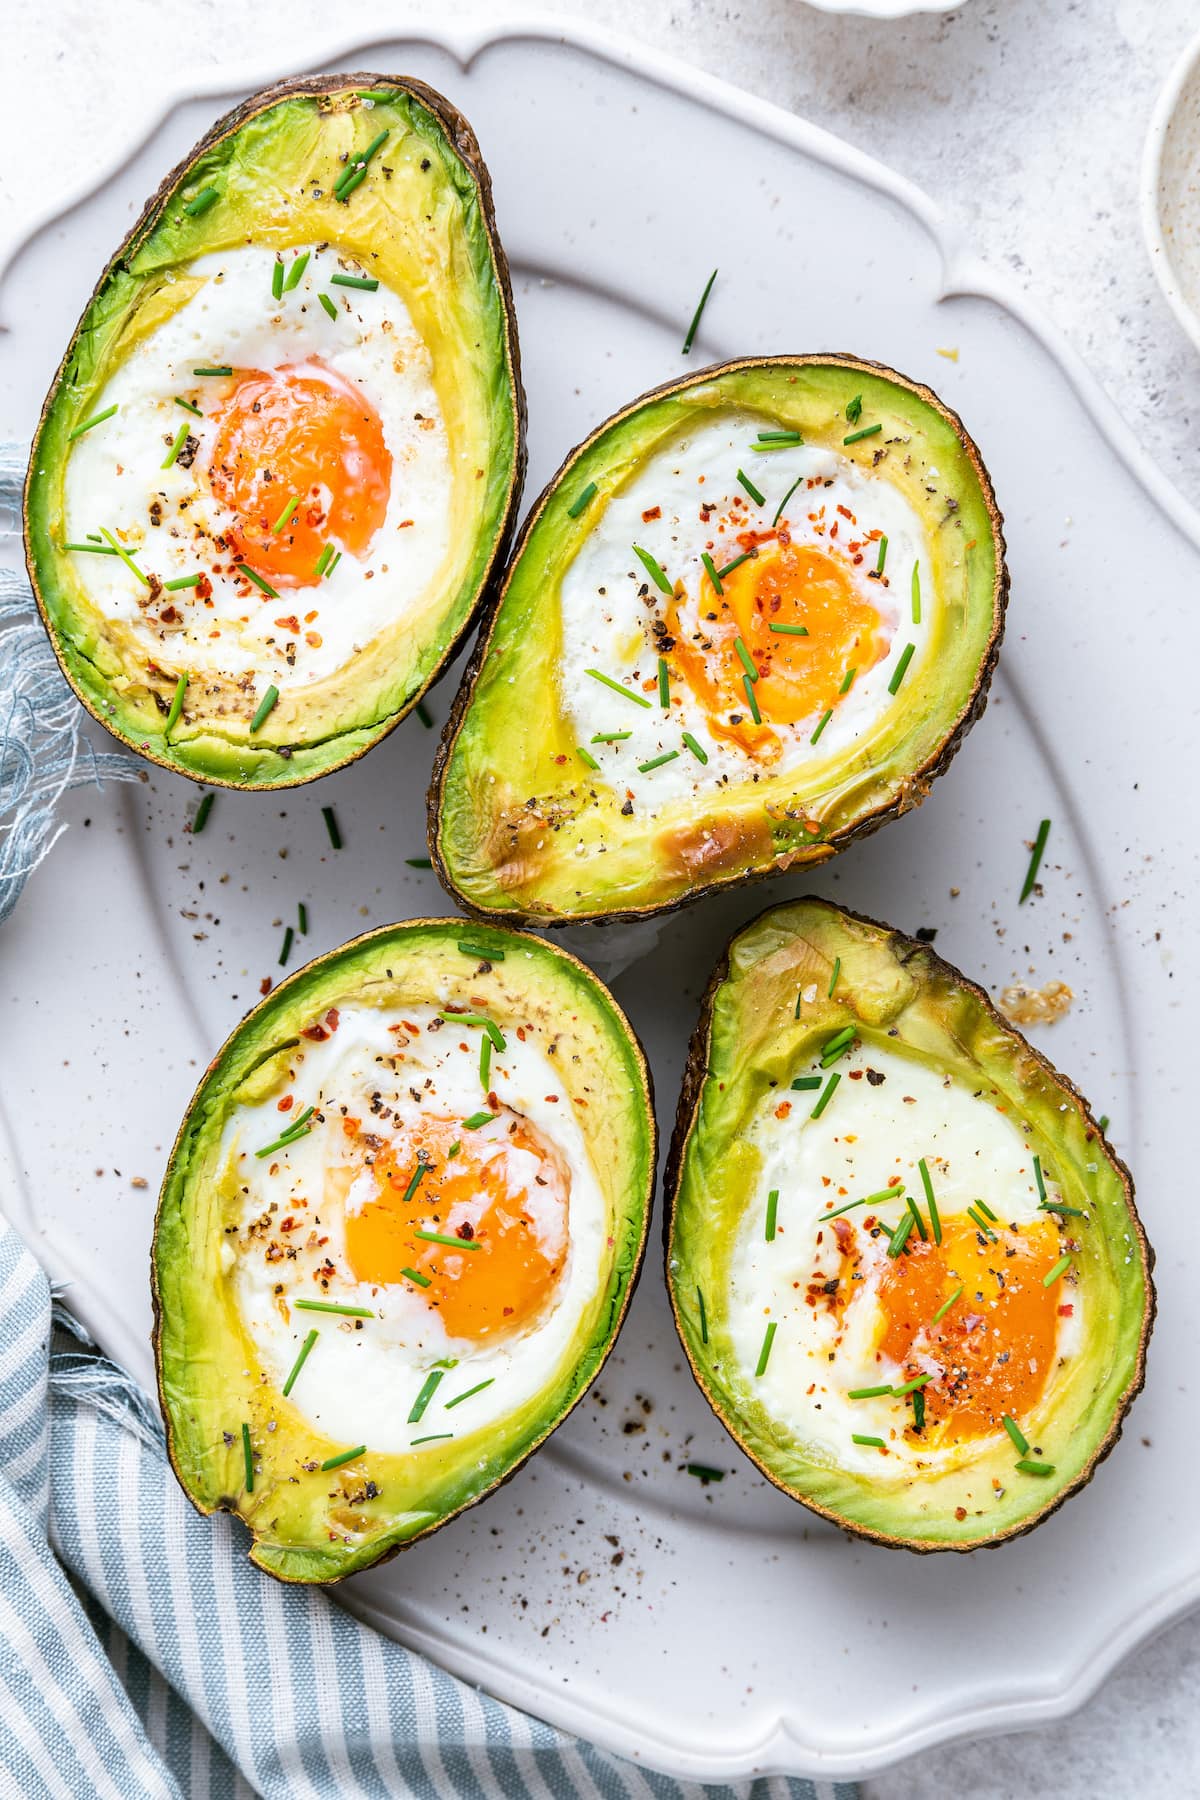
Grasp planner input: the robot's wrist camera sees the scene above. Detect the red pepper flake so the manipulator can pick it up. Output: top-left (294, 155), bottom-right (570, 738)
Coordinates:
top-left (774, 1101), bottom-right (792, 1120)
top-left (259, 977), bottom-right (272, 996)
top-left (516, 1025), bottom-right (527, 1040)
top-left (277, 1095), bottom-right (294, 1112)
top-left (641, 506), bottom-right (662, 523)
top-left (1058, 1303), bottom-right (1074, 1316)
top-left (545, 1094), bottom-right (559, 1103)
top-left (955, 1506), bottom-right (967, 1521)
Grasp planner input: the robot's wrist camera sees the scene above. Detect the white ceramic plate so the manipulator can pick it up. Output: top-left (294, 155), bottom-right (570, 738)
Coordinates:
top-left (1142, 23), bottom-right (1200, 352)
top-left (802, 0), bottom-right (966, 15)
top-left (0, 17), bottom-right (1194, 1785)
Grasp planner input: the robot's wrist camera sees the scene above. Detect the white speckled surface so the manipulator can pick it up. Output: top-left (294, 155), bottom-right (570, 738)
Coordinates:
top-left (5, 2), bottom-right (1198, 1790)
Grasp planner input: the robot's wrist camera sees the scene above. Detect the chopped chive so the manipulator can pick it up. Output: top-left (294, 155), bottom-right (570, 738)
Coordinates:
top-left (272, 495), bottom-right (300, 535)
top-left (249, 684), bottom-right (279, 732)
top-left (1015, 1458), bottom-right (1055, 1477)
top-left (717, 549), bottom-right (756, 579)
top-left (184, 186), bottom-right (220, 217)
top-left (912, 1389), bottom-right (926, 1431)
top-left (585, 668), bottom-right (652, 708)
top-left (657, 656), bottom-right (670, 708)
top-left (415, 701), bottom-right (433, 728)
top-left (852, 1434), bottom-right (886, 1449)
top-left (192, 793), bottom-right (214, 834)
top-left (282, 1330), bottom-right (319, 1398)
top-left (887, 1214), bottom-right (914, 1258)
top-left (875, 534), bottom-right (888, 574)
top-left (1041, 1200), bottom-right (1084, 1218)
top-left (772, 473), bottom-right (804, 528)
top-left (755, 1321), bottom-right (777, 1377)
top-left (320, 1444), bottom-right (367, 1472)
top-left (931, 1285), bottom-right (963, 1324)
top-left (457, 941), bottom-right (504, 962)
top-left (568, 481), bottom-right (598, 518)
top-left (1020, 819), bottom-right (1051, 903)
top-left (480, 1032), bottom-right (492, 1089)
top-left (164, 673), bottom-right (187, 736)
top-left (164, 573), bottom-right (201, 591)
top-left (1098, 1114), bottom-right (1110, 1134)
top-left (98, 528), bottom-right (149, 586)
top-left (401, 1160), bottom-right (429, 1205)
top-left (445, 1377), bottom-right (495, 1410)
top-left (847, 1383), bottom-right (892, 1400)
top-left (790, 1075), bottom-right (823, 1091)
top-left (401, 1267), bottom-right (432, 1289)
top-left (1033, 1154), bottom-right (1048, 1203)
top-left (65, 542), bottom-right (118, 555)
top-left (810, 1071), bottom-right (841, 1119)
top-left (334, 128), bottom-right (390, 196)
top-left (314, 543), bottom-right (336, 579)
top-left (905, 1193), bottom-right (928, 1241)
top-left (406, 857), bottom-right (432, 868)
top-left (293, 1298), bottom-right (375, 1319)
top-left (1002, 1414), bottom-right (1030, 1455)
top-left (820, 1029), bottom-right (856, 1065)
top-left (974, 1196), bottom-right (998, 1222)
top-left (685, 1463), bottom-right (725, 1483)
top-left (769, 622), bottom-right (809, 636)
top-left (681, 732), bottom-right (708, 764)
top-left (632, 544), bottom-right (673, 594)
top-left (844, 423), bottom-right (883, 445)
top-left (241, 1422), bottom-right (254, 1491)
top-left (321, 805), bottom-right (342, 849)
top-left (765, 1188), bottom-right (779, 1241)
top-left (271, 258), bottom-right (285, 302)
top-left (917, 1158), bottom-right (942, 1245)
top-left (736, 469), bottom-right (765, 506)
top-left (892, 1372), bottom-right (931, 1397)
top-left (638, 751), bottom-right (680, 772)
top-left (839, 667), bottom-right (857, 695)
top-left (283, 250), bottom-right (311, 292)
top-left (697, 1285), bottom-right (709, 1344)
top-left (911, 562), bottom-right (921, 624)
top-left (279, 926), bottom-right (294, 966)
top-left (410, 1433), bottom-right (454, 1446)
top-left (794, 989), bottom-right (803, 1020)
top-left (824, 1185), bottom-right (904, 1221)
top-left (254, 1123), bottom-right (311, 1159)
top-left (1043, 1254), bottom-right (1072, 1288)
top-left (701, 551), bottom-right (723, 595)
top-left (810, 709), bottom-right (833, 745)
top-left (753, 431), bottom-right (803, 451)
top-left (734, 637), bottom-right (758, 682)
top-left (318, 291), bottom-right (339, 321)
top-left (845, 394), bottom-right (863, 424)
top-left (591, 730), bottom-right (632, 743)
top-left (240, 565), bottom-right (279, 598)
top-left (330, 272), bottom-right (379, 291)
top-left (407, 1369), bottom-right (445, 1424)
top-left (681, 267), bottom-right (717, 354)
top-left (887, 642), bottom-right (916, 694)
top-left (161, 421), bottom-right (191, 469)
top-left (462, 1110), bottom-right (495, 1130)
top-left (68, 404), bottom-right (119, 441)
top-left (742, 674), bottom-right (761, 724)
top-left (827, 958), bottom-right (841, 998)
top-left (192, 366), bottom-right (232, 378)
top-left (414, 1229), bottom-right (481, 1252)
top-left (967, 1205), bottom-right (997, 1240)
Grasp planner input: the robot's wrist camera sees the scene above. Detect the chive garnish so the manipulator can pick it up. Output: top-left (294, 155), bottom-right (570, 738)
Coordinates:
top-left (68, 404), bottom-right (118, 441)
top-left (400, 1160), bottom-right (429, 1205)
top-left (293, 1296), bottom-right (373, 1320)
top-left (840, 668), bottom-right (857, 695)
top-left (330, 272), bottom-right (380, 291)
top-left (753, 431), bottom-right (803, 452)
top-left (241, 565), bottom-right (279, 598)
top-left (810, 1071), bottom-right (841, 1118)
top-left (279, 926), bottom-right (294, 967)
top-left (734, 637), bottom-right (759, 682)
top-left (415, 701), bottom-right (433, 728)
top-left (98, 528), bottom-right (149, 585)
top-left (847, 1383), bottom-right (892, 1400)
top-left (410, 1434), bottom-right (454, 1446)
top-left (772, 473), bottom-right (804, 528)
top-left (875, 534), bottom-right (888, 574)
top-left (249, 684), bottom-right (279, 732)
top-left (272, 495), bottom-right (300, 534)
top-left (905, 1193), bottom-right (928, 1241)
top-left (701, 551), bottom-right (723, 595)
top-left (585, 668), bottom-right (652, 708)
top-left (697, 1286), bottom-right (709, 1344)
top-left (681, 732), bottom-right (708, 764)
top-left (681, 267), bottom-right (717, 354)
top-left (755, 1321), bottom-right (777, 1377)
top-left (824, 1185), bottom-right (904, 1221)
top-left (844, 423), bottom-right (883, 445)
top-left (283, 250), bottom-right (310, 292)
top-left (164, 673), bottom-right (187, 736)
top-left (414, 1229), bottom-right (481, 1252)
top-left (573, 746), bottom-right (599, 772)
top-left (769, 622), bottom-right (809, 635)
top-left (892, 1372), bottom-right (931, 1397)
top-left (931, 1285), bottom-right (962, 1324)
top-left (314, 543), bottom-right (336, 579)
top-left (161, 421), bottom-right (191, 469)
top-left (253, 1118), bottom-right (313, 1160)
top-left (193, 366), bottom-right (233, 377)
top-left (765, 1188), bottom-right (779, 1241)
top-left (887, 642), bottom-right (916, 694)
top-left (887, 1214), bottom-right (914, 1258)
top-left (633, 544), bottom-right (673, 594)
top-left (742, 674), bottom-right (761, 724)
top-left (241, 1422), bottom-right (254, 1491)
top-left (1043, 1254), bottom-right (1072, 1288)
top-left (717, 549), bottom-right (756, 579)
top-left (457, 940), bottom-right (504, 962)
top-left (794, 989), bottom-right (803, 1020)
top-left (912, 1389), bottom-right (926, 1431)
top-left (407, 1369), bottom-right (445, 1424)
top-left (445, 1378), bottom-right (495, 1410)
top-left (321, 1445), bottom-right (367, 1472)
top-left (271, 258), bottom-right (285, 302)
top-left (790, 1075), bottom-right (822, 1091)
top-left (318, 292), bottom-right (339, 322)
top-left (852, 1434), bottom-right (886, 1449)
top-left (65, 542), bottom-right (118, 555)
top-left (1032, 1154), bottom-right (1048, 1203)
top-left (164, 573), bottom-right (200, 591)
top-left (184, 187), bottom-right (220, 217)
top-left (406, 857), bottom-right (432, 868)
top-left (283, 1330), bottom-right (319, 1398)
top-left (967, 1205), bottom-right (997, 1240)
top-left (827, 958), bottom-right (841, 999)
top-left (686, 1463), bottom-right (725, 1483)
top-left (192, 793), bottom-right (214, 834)
top-left (974, 1196), bottom-right (998, 1222)
top-left (1002, 1414), bottom-right (1029, 1455)
top-left (568, 481), bottom-right (598, 518)
top-left (1020, 819), bottom-right (1051, 903)
top-left (911, 562), bottom-right (921, 624)
top-left (321, 805), bottom-right (342, 849)
top-left (1015, 1458), bottom-right (1055, 1477)
top-left (638, 751), bottom-right (680, 773)
top-left (591, 730), bottom-right (632, 743)
top-left (334, 128), bottom-right (390, 198)
top-left (820, 1027), bottom-right (856, 1064)
top-left (917, 1158), bottom-right (942, 1245)
top-left (462, 1110), bottom-right (495, 1130)
top-left (736, 469), bottom-right (765, 507)
top-left (401, 1267), bottom-right (432, 1289)
top-left (657, 656), bottom-right (671, 708)
top-left (810, 710), bottom-right (833, 746)
top-left (846, 395), bottom-right (863, 424)
top-left (480, 1033), bottom-right (492, 1088)
top-left (439, 1011), bottom-right (505, 1048)
top-left (1098, 1114), bottom-right (1110, 1134)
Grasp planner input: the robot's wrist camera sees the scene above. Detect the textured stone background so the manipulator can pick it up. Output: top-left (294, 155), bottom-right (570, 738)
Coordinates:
top-left (5, 3), bottom-right (1198, 1793)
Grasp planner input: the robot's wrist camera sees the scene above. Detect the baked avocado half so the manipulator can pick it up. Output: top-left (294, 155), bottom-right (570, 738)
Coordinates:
top-left (152, 919), bottom-right (653, 1582)
top-left (665, 898), bottom-right (1153, 1551)
top-left (25, 75), bottom-right (523, 788)
top-left (431, 356), bottom-right (1005, 923)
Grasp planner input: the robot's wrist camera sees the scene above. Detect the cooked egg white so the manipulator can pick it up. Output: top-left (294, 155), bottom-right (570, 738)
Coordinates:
top-left (63, 244), bottom-right (451, 691)
top-left (558, 416), bottom-right (931, 811)
top-left (727, 1039), bottom-right (1083, 1476)
top-left (222, 1002), bottom-right (607, 1455)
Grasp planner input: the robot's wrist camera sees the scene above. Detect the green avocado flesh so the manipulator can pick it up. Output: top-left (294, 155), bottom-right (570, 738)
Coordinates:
top-left (25, 77), bottom-right (521, 788)
top-left (152, 920), bottom-right (653, 1582)
top-left (666, 899), bottom-right (1152, 1550)
top-left (432, 357), bottom-right (1005, 923)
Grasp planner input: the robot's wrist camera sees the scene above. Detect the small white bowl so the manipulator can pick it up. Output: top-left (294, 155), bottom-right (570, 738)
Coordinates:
top-left (1143, 24), bottom-right (1200, 352)
top-left (801, 0), bottom-right (967, 14)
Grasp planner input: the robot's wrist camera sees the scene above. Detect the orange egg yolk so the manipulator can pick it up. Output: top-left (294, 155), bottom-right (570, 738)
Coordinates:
top-left (667, 541), bottom-right (889, 758)
top-left (337, 1110), bottom-right (569, 1343)
top-left (874, 1214), bottom-right (1067, 1441)
top-left (207, 361), bottom-right (391, 587)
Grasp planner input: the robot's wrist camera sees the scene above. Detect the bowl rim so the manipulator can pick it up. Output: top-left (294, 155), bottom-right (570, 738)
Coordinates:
top-left (1141, 22), bottom-right (1200, 353)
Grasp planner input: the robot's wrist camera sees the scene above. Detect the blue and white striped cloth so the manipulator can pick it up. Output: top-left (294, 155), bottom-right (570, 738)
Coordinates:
top-left (0, 1217), bottom-right (852, 1799)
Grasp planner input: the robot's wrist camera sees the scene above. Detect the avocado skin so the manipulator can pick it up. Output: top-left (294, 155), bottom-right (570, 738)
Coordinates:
top-left (663, 895), bottom-right (1155, 1553)
top-left (429, 353), bottom-right (1008, 926)
top-left (24, 73), bottom-right (526, 789)
top-left (151, 918), bottom-right (655, 1584)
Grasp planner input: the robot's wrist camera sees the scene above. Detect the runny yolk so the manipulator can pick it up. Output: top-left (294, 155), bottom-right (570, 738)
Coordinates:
top-left (667, 540), bottom-right (889, 759)
top-left (207, 360), bottom-right (392, 587)
top-left (337, 1111), bottom-right (569, 1342)
top-left (874, 1214), bottom-right (1067, 1441)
